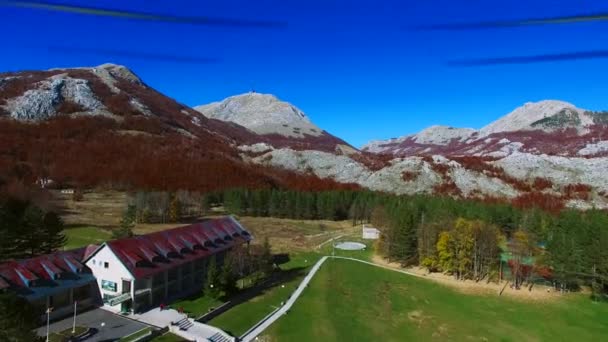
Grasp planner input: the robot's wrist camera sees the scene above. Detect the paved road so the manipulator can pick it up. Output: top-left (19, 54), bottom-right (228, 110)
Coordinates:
top-left (36, 308), bottom-right (151, 341)
top-left (240, 255), bottom-right (426, 341)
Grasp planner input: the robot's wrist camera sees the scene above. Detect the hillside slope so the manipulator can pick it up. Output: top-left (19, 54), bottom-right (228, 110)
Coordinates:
top-left (0, 64), bottom-right (357, 192)
top-left (195, 92), bottom-right (355, 154)
top-left (362, 100), bottom-right (608, 158)
top-left (2, 64), bottom-right (608, 210)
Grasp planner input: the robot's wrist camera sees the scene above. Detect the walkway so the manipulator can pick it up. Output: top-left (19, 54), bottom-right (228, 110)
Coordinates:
top-left (240, 255), bottom-right (427, 341)
top-left (240, 256), bottom-right (328, 342)
top-left (130, 308), bottom-right (234, 342)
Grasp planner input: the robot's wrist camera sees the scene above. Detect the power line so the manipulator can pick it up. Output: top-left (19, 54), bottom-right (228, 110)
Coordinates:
top-left (0, 0), bottom-right (287, 29)
top-left (447, 50), bottom-right (608, 67)
top-left (415, 12), bottom-right (608, 31)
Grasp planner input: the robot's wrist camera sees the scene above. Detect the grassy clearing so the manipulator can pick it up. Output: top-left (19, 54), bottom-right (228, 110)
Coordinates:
top-left (237, 216), bottom-right (355, 253)
top-left (51, 190), bottom-right (126, 227)
top-left (265, 258), bottom-right (608, 342)
top-left (52, 189), bottom-right (358, 253)
top-left (150, 332), bottom-right (188, 342)
top-left (63, 225), bottom-right (112, 249)
top-left (207, 252), bottom-right (322, 337)
top-left (170, 294), bottom-right (223, 318)
top-left (47, 326), bottom-right (88, 342)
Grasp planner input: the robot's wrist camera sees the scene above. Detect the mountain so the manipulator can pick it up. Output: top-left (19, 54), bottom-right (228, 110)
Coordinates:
top-left (195, 92), bottom-right (318, 137)
top-left (242, 100), bottom-right (608, 210)
top-left (361, 100), bottom-right (608, 158)
top-left (0, 64), bottom-right (357, 193)
top-left (195, 92), bottom-right (355, 154)
top-left (478, 100), bottom-right (593, 136)
top-left (2, 64), bottom-right (608, 210)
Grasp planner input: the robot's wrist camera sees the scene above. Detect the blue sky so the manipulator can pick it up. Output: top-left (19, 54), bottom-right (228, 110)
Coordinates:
top-left (2, 0), bottom-right (608, 147)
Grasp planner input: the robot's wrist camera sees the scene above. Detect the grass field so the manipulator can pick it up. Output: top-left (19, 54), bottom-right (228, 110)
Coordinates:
top-left (52, 189), bottom-right (357, 253)
top-left (170, 294), bottom-right (223, 318)
top-left (63, 225), bottom-right (112, 249)
top-left (150, 332), bottom-right (188, 342)
top-left (208, 252), bottom-right (322, 337)
top-left (264, 258), bottom-right (608, 342)
top-left (47, 326), bottom-right (88, 342)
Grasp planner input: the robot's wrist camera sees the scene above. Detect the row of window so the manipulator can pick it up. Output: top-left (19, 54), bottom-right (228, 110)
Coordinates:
top-left (91, 259), bottom-right (109, 269)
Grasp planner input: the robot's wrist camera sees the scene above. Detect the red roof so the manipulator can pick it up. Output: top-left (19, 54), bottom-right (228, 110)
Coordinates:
top-left (103, 216), bottom-right (252, 279)
top-left (0, 277), bottom-right (9, 290)
top-left (82, 244), bottom-right (100, 260)
top-left (0, 247), bottom-right (91, 289)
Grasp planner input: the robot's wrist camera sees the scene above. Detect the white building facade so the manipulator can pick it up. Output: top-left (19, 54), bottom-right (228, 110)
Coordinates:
top-left (84, 216), bottom-right (252, 314)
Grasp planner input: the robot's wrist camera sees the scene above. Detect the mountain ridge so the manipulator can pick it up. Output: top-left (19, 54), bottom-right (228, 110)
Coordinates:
top-left (362, 100), bottom-right (608, 158)
top-left (2, 63), bottom-right (608, 210)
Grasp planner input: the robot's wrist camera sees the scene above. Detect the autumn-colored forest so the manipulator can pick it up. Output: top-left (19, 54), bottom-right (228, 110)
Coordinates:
top-left (0, 116), bottom-right (358, 196)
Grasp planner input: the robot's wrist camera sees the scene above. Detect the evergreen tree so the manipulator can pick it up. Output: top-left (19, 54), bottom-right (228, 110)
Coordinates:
top-left (259, 237), bottom-right (274, 278)
top-left (220, 253), bottom-right (238, 296)
top-left (205, 255), bottom-right (221, 299)
top-left (0, 203), bottom-right (18, 261)
top-left (113, 204), bottom-right (136, 239)
top-left (21, 204), bottom-right (45, 257)
top-left (200, 194), bottom-right (210, 216)
top-left (41, 211), bottom-right (66, 254)
top-left (0, 292), bottom-right (40, 342)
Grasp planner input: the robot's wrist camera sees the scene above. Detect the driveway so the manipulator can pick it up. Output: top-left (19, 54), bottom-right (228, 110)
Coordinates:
top-left (36, 308), bottom-right (153, 341)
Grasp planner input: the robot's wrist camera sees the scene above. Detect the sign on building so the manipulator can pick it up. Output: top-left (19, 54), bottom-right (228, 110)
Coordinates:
top-left (101, 280), bottom-right (117, 292)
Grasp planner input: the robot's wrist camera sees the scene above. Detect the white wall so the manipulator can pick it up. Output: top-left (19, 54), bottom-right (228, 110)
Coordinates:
top-left (362, 227), bottom-right (380, 240)
top-left (85, 245), bottom-right (133, 312)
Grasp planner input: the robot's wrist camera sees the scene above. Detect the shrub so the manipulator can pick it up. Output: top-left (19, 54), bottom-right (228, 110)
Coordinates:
top-left (401, 170), bottom-right (418, 182)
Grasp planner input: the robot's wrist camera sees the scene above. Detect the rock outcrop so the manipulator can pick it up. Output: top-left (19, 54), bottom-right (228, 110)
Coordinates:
top-left (195, 92), bottom-right (322, 138)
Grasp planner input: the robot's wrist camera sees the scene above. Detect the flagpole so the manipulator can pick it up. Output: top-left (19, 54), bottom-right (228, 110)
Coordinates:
top-left (72, 301), bottom-right (77, 333)
top-left (46, 308), bottom-right (50, 342)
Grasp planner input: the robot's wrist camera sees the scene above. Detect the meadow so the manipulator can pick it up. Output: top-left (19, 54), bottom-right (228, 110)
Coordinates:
top-left (264, 258), bottom-right (608, 341)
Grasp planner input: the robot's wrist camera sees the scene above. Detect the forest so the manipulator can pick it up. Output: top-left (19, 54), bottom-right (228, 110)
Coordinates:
top-left (0, 198), bottom-right (66, 262)
top-left (202, 188), bottom-right (608, 298)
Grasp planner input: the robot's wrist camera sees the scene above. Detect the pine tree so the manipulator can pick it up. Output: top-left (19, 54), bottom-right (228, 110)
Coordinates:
top-left (0, 292), bottom-right (39, 342)
top-left (259, 237), bottom-right (274, 278)
top-left (41, 211), bottom-right (66, 253)
top-left (200, 194), bottom-right (210, 217)
top-left (205, 255), bottom-right (221, 299)
top-left (220, 253), bottom-right (238, 296)
top-left (20, 204), bottom-right (45, 257)
top-left (113, 205), bottom-right (136, 239)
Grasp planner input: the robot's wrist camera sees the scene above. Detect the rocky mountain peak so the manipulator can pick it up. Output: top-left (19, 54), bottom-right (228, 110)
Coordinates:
top-left (195, 92), bottom-right (324, 138)
top-left (414, 125), bottom-right (476, 145)
top-left (92, 63), bottom-right (142, 85)
top-left (479, 100), bottom-right (588, 136)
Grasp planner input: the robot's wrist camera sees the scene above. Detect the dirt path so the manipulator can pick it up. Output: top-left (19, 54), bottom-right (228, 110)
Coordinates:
top-left (371, 255), bottom-right (563, 302)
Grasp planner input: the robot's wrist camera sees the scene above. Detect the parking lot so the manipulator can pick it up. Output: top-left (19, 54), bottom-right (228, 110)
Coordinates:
top-left (36, 308), bottom-right (153, 341)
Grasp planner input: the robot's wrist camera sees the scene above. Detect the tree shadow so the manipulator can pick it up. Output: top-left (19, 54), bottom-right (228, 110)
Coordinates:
top-left (197, 265), bottom-right (306, 323)
top-left (273, 253), bottom-right (290, 266)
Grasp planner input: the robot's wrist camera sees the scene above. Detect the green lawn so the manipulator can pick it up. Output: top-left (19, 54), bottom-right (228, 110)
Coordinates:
top-left (150, 332), bottom-right (188, 342)
top-left (208, 252), bottom-right (322, 337)
top-left (63, 225), bottom-right (112, 249)
top-left (265, 258), bottom-right (608, 342)
top-left (170, 293), bottom-right (223, 318)
top-left (48, 326), bottom-right (88, 342)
